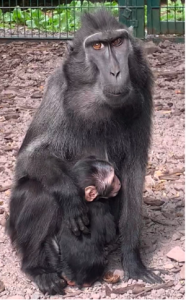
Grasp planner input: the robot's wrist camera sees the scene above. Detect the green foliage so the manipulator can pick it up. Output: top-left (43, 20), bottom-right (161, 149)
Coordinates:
top-left (161, 0), bottom-right (185, 22)
top-left (0, 1), bottom-right (118, 32)
top-left (0, 0), bottom-right (184, 32)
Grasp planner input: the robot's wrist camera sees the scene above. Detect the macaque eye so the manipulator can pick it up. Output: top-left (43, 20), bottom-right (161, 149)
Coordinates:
top-left (111, 38), bottom-right (123, 47)
top-left (92, 42), bottom-right (104, 50)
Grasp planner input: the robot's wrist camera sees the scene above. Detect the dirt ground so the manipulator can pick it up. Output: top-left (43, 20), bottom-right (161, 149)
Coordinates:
top-left (0, 40), bottom-right (185, 299)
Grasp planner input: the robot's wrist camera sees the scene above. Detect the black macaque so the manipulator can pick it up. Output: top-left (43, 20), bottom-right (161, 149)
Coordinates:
top-left (58, 156), bottom-right (121, 287)
top-left (7, 9), bottom-right (163, 295)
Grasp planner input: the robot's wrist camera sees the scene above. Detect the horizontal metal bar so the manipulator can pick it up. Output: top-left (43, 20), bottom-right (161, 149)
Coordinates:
top-left (0, 36), bottom-right (74, 41)
top-left (0, 36), bottom-right (184, 44)
top-left (0, 6), bottom-right (144, 9)
top-left (150, 6), bottom-right (184, 9)
top-left (0, 6), bottom-right (122, 9)
top-left (1, 6), bottom-right (183, 9)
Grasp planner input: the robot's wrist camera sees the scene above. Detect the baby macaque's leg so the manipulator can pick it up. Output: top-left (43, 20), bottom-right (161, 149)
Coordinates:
top-left (63, 274), bottom-right (93, 287)
top-left (62, 275), bottom-right (76, 286)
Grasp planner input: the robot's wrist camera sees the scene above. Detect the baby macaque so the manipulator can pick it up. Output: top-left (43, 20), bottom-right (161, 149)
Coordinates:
top-left (74, 156), bottom-right (121, 203)
top-left (58, 156), bottom-right (121, 287)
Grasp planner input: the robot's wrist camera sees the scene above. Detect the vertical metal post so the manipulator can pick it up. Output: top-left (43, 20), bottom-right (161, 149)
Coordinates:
top-left (118, 0), bottom-right (145, 38)
top-left (147, 0), bottom-right (160, 35)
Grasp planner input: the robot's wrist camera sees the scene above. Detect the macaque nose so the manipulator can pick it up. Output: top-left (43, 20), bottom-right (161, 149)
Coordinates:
top-left (110, 69), bottom-right (120, 78)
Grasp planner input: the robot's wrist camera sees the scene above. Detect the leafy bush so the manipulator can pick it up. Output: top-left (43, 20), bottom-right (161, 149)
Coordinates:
top-left (0, 1), bottom-right (118, 32)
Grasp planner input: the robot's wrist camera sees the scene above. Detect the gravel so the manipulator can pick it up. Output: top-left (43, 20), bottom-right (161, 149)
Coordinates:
top-left (0, 40), bottom-right (185, 299)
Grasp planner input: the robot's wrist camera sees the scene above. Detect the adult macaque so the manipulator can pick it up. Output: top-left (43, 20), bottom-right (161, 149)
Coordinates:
top-left (58, 156), bottom-right (121, 287)
top-left (8, 9), bottom-right (162, 295)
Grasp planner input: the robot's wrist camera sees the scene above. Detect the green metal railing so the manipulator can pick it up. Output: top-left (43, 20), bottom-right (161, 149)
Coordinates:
top-left (147, 0), bottom-right (185, 35)
top-left (0, 0), bottom-right (185, 40)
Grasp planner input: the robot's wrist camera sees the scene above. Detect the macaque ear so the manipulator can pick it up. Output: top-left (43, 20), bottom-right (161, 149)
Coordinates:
top-left (85, 186), bottom-right (98, 202)
top-left (66, 41), bottom-right (74, 53)
top-left (128, 26), bottom-right (134, 35)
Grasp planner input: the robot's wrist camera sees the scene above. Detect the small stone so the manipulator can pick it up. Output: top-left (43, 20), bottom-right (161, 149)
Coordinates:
top-left (128, 279), bottom-right (133, 284)
top-left (144, 41), bottom-right (161, 54)
top-left (178, 229), bottom-right (185, 235)
top-left (25, 288), bottom-right (33, 294)
top-left (4, 114), bottom-right (20, 120)
top-left (143, 197), bottom-right (164, 206)
top-left (132, 284), bottom-right (145, 294)
top-left (110, 294), bottom-right (116, 299)
top-left (144, 175), bottom-right (155, 189)
top-left (181, 200), bottom-right (186, 207)
top-left (31, 292), bottom-right (40, 299)
top-left (31, 92), bottom-right (42, 99)
top-left (174, 184), bottom-right (184, 191)
top-left (8, 296), bottom-right (25, 299)
top-left (172, 232), bottom-right (182, 241)
top-left (154, 270), bottom-right (161, 276)
top-left (0, 280), bottom-right (5, 293)
top-left (166, 246), bottom-right (185, 262)
top-left (180, 287), bottom-right (185, 294)
top-left (91, 293), bottom-right (100, 299)
top-left (174, 284), bottom-right (182, 291)
top-left (93, 281), bottom-right (101, 287)
top-left (0, 207), bottom-right (5, 214)
top-left (164, 263), bottom-right (174, 269)
top-left (0, 215), bottom-right (7, 226)
top-left (156, 288), bottom-right (165, 296)
top-left (180, 264), bottom-right (185, 279)
top-left (159, 40), bottom-right (171, 49)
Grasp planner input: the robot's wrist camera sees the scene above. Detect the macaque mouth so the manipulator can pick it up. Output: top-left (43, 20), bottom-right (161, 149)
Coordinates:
top-left (104, 88), bottom-right (130, 97)
top-left (107, 91), bottom-right (122, 96)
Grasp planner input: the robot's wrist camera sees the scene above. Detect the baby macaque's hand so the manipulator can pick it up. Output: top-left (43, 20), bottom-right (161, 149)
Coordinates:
top-left (103, 271), bottom-right (120, 284)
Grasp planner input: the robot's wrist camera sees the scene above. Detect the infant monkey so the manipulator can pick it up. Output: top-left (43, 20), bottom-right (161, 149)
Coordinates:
top-left (59, 156), bottom-right (121, 287)
top-left (75, 156), bottom-right (121, 202)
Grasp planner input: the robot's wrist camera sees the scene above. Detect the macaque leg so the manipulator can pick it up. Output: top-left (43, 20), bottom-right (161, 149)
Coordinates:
top-left (63, 274), bottom-right (93, 287)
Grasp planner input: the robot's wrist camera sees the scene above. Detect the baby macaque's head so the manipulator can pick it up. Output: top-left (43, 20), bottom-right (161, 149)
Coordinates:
top-left (72, 157), bottom-right (121, 202)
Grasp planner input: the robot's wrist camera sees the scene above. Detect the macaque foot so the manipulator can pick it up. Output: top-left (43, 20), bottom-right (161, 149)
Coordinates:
top-left (123, 249), bottom-right (163, 284)
top-left (103, 271), bottom-right (120, 284)
top-left (66, 280), bottom-right (76, 286)
top-left (124, 266), bottom-right (163, 284)
top-left (35, 273), bottom-right (67, 295)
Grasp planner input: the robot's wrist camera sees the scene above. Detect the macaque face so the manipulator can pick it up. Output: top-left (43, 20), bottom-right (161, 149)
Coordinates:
top-left (107, 173), bottom-right (121, 198)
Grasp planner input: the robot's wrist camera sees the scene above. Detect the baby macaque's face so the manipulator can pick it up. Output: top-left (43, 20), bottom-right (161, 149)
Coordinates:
top-left (106, 172), bottom-right (121, 198)
top-left (84, 168), bottom-right (121, 202)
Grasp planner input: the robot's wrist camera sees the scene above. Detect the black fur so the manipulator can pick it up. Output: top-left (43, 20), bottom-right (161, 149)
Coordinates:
top-left (7, 9), bottom-right (162, 295)
top-left (44, 157), bottom-right (117, 288)
top-left (58, 201), bottom-right (116, 287)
